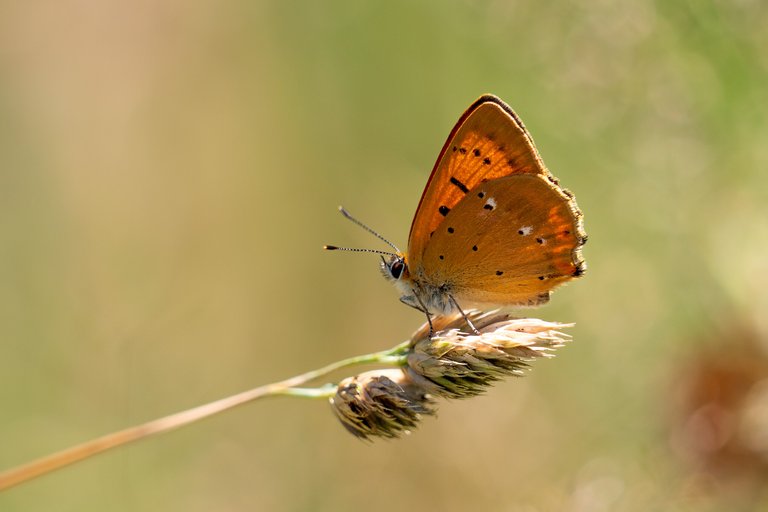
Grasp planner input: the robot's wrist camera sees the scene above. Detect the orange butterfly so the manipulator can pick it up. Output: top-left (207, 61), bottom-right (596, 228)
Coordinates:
top-left (327, 95), bottom-right (586, 332)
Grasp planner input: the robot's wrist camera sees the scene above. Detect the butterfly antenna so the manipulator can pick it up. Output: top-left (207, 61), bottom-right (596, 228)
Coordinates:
top-left (336, 206), bottom-right (401, 253)
top-left (323, 245), bottom-right (399, 258)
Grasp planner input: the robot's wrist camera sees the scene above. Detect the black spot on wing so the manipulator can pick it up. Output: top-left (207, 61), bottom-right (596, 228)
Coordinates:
top-left (439, 205), bottom-right (450, 216)
top-left (449, 176), bottom-right (469, 194)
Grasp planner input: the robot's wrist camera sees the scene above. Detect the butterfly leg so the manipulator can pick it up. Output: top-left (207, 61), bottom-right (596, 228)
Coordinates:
top-left (406, 293), bottom-right (435, 338)
top-left (448, 294), bottom-right (480, 335)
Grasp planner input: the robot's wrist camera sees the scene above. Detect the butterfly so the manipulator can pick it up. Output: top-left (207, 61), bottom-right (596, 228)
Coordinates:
top-left (326, 95), bottom-right (586, 332)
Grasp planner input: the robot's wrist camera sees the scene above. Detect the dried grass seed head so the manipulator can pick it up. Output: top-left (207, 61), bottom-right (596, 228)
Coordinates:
top-left (407, 310), bottom-right (572, 399)
top-left (330, 369), bottom-right (436, 440)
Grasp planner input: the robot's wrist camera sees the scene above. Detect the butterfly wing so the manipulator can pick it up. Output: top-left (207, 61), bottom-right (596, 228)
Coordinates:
top-left (407, 95), bottom-right (586, 306)
top-left (420, 174), bottom-right (586, 307)
top-left (407, 95), bottom-right (553, 263)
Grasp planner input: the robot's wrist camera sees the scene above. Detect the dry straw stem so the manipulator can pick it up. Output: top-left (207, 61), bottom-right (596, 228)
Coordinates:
top-left (0, 311), bottom-right (571, 490)
top-left (0, 344), bottom-right (408, 492)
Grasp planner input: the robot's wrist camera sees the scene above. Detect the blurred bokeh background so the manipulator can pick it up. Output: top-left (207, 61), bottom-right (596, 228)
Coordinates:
top-left (2, 1), bottom-right (768, 510)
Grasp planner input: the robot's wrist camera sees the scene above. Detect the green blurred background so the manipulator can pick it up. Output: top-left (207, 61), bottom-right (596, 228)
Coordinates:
top-left (2, 1), bottom-right (768, 510)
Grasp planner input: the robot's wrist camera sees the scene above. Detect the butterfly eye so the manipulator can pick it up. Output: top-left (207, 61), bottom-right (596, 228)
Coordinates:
top-left (389, 260), bottom-right (405, 280)
top-left (379, 255), bottom-right (407, 282)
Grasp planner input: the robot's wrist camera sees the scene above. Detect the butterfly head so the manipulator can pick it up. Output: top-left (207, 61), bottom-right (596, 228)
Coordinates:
top-left (381, 253), bottom-right (431, 313)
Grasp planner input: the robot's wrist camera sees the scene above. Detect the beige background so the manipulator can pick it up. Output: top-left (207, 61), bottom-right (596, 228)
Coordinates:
top-left (2, 1), bottom-right (767, 510)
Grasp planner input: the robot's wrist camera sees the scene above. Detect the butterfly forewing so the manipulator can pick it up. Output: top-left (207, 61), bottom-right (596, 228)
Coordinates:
top-left (407, 95), bottom-right (550, 263)
top-left (421, 174), bottom-right (584, 306)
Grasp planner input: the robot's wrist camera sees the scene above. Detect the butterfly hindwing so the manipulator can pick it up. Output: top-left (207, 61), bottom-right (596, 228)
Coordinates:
top-left (418, 174), bottom-right (585, 307)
